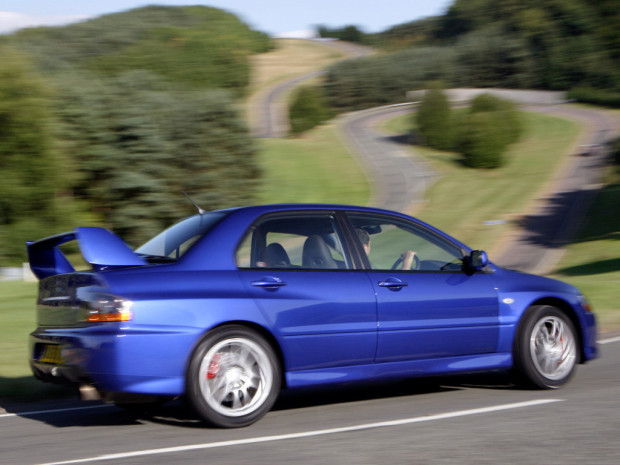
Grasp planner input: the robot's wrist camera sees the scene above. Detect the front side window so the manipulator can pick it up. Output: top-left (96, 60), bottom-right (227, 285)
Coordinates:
top-left (236, 213), bottom-right (351, 270)
top-left (348, 213), bottom-right (464, 272)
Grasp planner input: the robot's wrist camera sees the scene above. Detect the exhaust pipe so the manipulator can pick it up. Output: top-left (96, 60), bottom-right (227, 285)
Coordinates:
top-left (79, 384), bottom-right (102, 401)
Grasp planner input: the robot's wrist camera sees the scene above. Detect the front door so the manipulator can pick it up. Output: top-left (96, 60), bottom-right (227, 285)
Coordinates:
top-left (347, 212), bottom-right (500, 363)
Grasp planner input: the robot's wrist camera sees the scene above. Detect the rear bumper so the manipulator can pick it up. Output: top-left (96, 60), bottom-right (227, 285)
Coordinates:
top-left (29, 324), bottom-right (202, 396)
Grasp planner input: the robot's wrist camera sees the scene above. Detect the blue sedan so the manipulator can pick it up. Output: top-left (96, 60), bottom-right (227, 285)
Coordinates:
top-left (27, 204), bottom-right (598, 427)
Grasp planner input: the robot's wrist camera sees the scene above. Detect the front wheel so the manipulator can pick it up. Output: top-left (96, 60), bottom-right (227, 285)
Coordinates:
top-left (187, 325), bottom-right (281, 428)
top-left (513, 305), bottom-right (578, 389)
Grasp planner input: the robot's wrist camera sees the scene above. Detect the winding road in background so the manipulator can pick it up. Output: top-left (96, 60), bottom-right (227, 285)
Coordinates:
top-left (338, 102), bottom-right (619, 274)
top-left (250, 40), bottom-right (372, 138)
top-left (254, 39), bottom-right (620, 274)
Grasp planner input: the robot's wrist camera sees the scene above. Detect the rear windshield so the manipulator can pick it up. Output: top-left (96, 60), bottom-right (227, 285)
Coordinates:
top-left (135, 212), bottom-right (228, 260)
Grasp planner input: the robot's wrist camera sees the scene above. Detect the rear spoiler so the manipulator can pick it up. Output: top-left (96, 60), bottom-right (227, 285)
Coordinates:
top-left (27, 227), bottom-right (147, 280)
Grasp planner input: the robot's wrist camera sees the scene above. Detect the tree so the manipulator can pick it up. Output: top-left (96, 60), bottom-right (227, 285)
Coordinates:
top-left (0, 46), bottom-right (88, 263)
top-left (289, 86), bottom-right (332, 135)
top-left (53, 70), bottom-right (259, 247)
top-left (415, 87), bottom-right (453, 151)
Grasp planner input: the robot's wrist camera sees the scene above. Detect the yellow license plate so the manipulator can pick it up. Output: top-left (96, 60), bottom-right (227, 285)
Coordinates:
top-left (39, 344), bottom-right (63, 364)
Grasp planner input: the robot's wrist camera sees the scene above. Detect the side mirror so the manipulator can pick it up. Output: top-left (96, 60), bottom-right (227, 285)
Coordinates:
top-left (467, 250), bottom-right (488, 272)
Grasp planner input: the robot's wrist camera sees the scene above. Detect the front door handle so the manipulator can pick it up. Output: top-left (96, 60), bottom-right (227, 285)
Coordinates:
top-left (378, 277), bottom-right (408, 290)
top-left (251, 276), bottom-right (286, 290)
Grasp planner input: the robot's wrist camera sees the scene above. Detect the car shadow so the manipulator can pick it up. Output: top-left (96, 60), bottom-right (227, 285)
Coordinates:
top-left (3, 373), bottom-right (518, 429)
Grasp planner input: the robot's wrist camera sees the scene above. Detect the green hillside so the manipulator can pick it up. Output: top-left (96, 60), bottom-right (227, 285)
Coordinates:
top-left (6, 5), bottom-right (271, 93)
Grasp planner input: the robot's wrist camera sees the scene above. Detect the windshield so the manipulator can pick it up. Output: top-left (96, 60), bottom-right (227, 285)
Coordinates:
top-left (135, 212), bottom-right (228, 260)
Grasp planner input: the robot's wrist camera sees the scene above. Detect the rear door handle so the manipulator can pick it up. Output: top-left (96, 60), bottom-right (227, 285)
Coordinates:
top-left (378, 277), bottom-right (408, 290)
top-left (251, 276), bottom-right (286, 290)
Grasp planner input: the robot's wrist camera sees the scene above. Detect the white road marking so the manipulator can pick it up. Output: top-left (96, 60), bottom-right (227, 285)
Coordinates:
top-left (33, 399), bottom-right (564, 465)
top-left (0, 404), bottom-right (112, 419)
top-left (599, 335), bottom-right (620, 345)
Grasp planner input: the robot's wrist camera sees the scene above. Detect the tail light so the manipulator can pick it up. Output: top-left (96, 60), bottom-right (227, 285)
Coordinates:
top-left (80, 294), bottom-right (133, 322)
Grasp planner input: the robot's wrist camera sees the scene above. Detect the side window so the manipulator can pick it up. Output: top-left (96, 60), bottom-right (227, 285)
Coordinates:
top-left (236, 214), bottom-right (351, 270)
top-left (348, 213), bottom-right (464, 272)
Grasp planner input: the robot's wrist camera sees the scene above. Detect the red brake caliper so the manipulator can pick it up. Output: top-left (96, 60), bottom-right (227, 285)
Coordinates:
top-left (207, 353), bottom-right (221, 380)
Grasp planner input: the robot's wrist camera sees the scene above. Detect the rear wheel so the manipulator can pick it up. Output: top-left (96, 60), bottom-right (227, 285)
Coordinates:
top-left (187, 325), bottom-right (280, 428)
top-left (513, 305), bottom-right (578, 389)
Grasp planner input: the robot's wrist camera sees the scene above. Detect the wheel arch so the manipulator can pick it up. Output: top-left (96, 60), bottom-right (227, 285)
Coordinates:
top-left (187, 320), bottom-right (287, 390)
top-left (521, 297), bottom-right (585, 364)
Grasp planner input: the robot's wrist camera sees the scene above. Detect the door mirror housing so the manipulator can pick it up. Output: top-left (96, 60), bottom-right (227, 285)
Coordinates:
top-left (466, 250), bottom-right (488, 273)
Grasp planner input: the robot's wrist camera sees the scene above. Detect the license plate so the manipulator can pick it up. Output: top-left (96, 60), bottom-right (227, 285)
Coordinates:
top-left (38, 344), bottom-right (63, 364)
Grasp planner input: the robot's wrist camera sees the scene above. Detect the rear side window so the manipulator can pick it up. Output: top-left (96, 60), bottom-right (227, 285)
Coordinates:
top-left (236, 213), bottom-right (351, 270)
top-left (136, 212), bottom-right (227, 260)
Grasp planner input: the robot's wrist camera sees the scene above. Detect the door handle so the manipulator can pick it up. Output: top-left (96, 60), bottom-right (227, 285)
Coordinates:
top-left (251, 276), bottom-right (286, 290)
top-left (378, 278), bottom-right (408, 290)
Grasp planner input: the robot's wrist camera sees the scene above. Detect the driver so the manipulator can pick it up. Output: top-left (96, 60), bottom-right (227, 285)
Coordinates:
top-left (355, 228), bottom-right (416, 270)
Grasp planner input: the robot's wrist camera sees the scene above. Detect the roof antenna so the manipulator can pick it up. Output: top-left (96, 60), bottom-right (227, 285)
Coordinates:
top-left (183, 192), bottom-right (206, 214)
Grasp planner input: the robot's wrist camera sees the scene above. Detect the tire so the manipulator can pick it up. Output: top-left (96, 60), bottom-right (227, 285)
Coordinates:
top-left (513, 305), bottom-right (578, 389)
top-left (186, 325), bottom-right (281, 428)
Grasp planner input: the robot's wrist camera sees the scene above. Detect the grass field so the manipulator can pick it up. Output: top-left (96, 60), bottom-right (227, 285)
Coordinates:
top-left (382, 111), bottom-right (581, 251)
top-left (256, 124), bottom-right (370, 205)
top-left (0, 281), bottom-right (74, 400)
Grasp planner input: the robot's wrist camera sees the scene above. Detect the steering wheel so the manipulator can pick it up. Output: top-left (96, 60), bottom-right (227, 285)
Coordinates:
top-left (391, 252), bottom-right (420, 270)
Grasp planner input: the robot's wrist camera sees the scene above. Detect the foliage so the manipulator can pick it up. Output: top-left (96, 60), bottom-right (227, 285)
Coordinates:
top-left (289, 86), bottom-right (332, 135)
top-left (317, 25), bottom-right (367, 44)
top-left (567, 87), bottom-right (620, 109)
top-left (456, 112), bottom-right (510, 169)
top-left (415, 87), bottom-right (453, 151)
top-left (53, 70), bottom-right (258, 247)
top-left (454, 94), bottom-right (524, 169)
top-left (324, 46), bottom-right (457, 112)
top-left (324, 0), bottom-right (620, 111)
top-left (0, 5), bottom-right (267, 261)
top-left (468, 93), bottom-right (523, 145)
top-left (366, 17), bottom-right (441, 50)
top-left (8, 5), bottom-right (272, 96)
top-left (0, 46), bottom-right (90, 263)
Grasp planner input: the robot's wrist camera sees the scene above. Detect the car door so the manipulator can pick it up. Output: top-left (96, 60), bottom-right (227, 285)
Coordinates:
top-left (346, 212), bottom-right (500, 363)
top-left (237, 212), bottom-right (377, 372)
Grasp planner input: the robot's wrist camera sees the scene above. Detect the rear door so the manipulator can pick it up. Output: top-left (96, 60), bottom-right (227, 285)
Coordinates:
top-left (237, 212), bottom-right (377, 372)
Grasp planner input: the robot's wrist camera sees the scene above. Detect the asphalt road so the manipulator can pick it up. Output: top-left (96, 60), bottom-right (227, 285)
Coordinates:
top-left (337, 103), bottom-right (439, 211)
top-left (1, 335), bottom-right (618, 465)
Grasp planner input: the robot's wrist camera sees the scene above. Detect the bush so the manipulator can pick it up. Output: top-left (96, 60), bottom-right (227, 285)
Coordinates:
top-left (289, 86), bottom-right (332, 135)
top-left (567, 87), bottom-right (620, 109)
top-left (415, 87), bottom-right (453, 150)
top-left (453, 93), bottom-right (523, 169)
top-left (469, 93), bottom-right (523, 145)
top-left (457, 112), bottom-right (510, 169)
